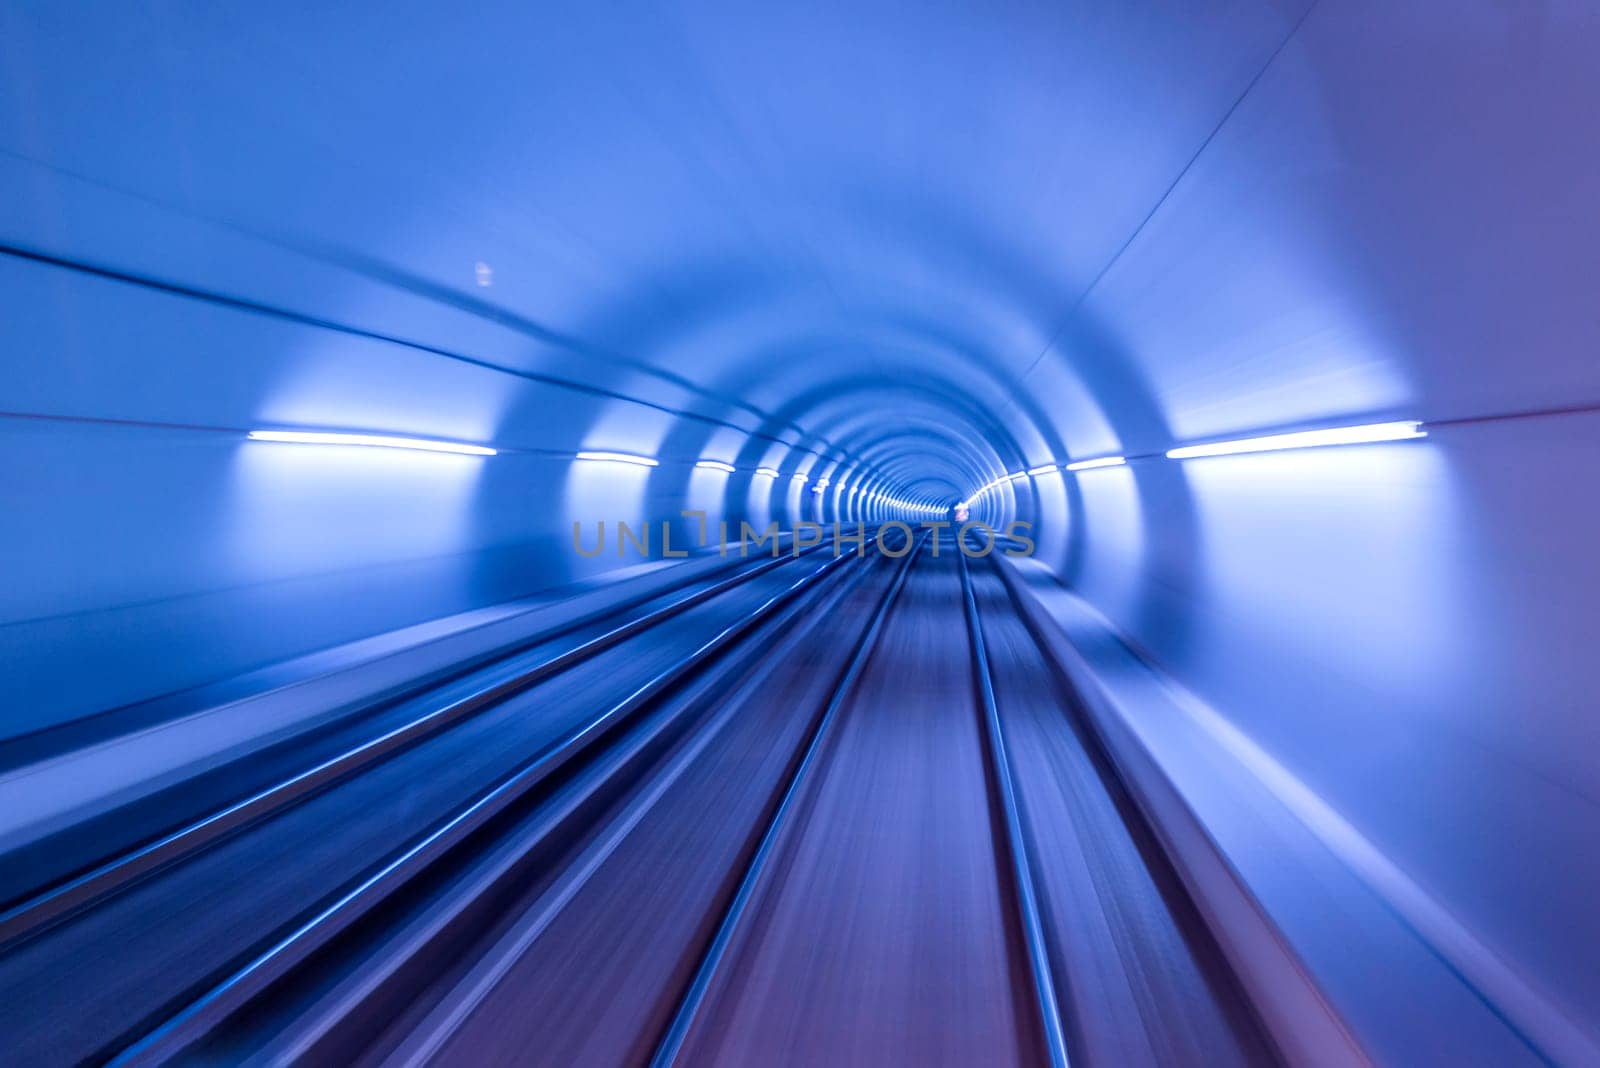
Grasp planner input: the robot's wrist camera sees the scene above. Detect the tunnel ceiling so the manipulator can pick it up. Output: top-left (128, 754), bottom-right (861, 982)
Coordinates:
top-left (5, 3), bottom-right (1594, 502)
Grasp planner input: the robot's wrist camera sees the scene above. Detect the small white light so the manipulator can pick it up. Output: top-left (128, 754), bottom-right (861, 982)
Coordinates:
top-left (1065, 456), bottom-right (1127, 471)
top-left (792, 472), bottom-right (809, 483)
top-left (1027, 464), bottom-right (1058, 476)
top-left (576, 450), bottom-right (659, 467)
top-left (247, 430), bottom-right (497, 456)
top-left (1166, 421), bottom-right (1426, 460)
top-left (755, 467), bottom-right (780, 478)
top-left (694, 459), bottom-right (736, 473)
top-left (1008, 472), bottom-right (1027, 481)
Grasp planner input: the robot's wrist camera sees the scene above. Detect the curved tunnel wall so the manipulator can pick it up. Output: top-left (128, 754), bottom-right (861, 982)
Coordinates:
top-left (3, 0), bottom-right (1599, 1035)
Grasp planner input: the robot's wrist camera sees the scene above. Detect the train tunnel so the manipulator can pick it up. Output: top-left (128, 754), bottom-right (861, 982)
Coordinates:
top-left (2, 3), bottom-right (1598, 1065)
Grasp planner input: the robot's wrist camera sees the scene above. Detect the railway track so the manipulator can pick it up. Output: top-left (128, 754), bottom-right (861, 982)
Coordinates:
top-left (0, 531), bottom-right (1278, 1066)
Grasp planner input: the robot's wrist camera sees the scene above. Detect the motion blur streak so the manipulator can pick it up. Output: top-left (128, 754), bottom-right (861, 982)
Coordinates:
top-left (1, 3), bottom-right (1598, 1066)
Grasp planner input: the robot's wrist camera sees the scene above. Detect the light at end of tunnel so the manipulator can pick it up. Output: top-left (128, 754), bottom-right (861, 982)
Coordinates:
top-left (1027, 463), bottom-right (1059, 476)
top-left (576, 450), bottom-right (660, 467)
top-left (694, 459), bottom-right (737, 473)
top-left (1064, 455), bottom-right (1128, 471)
top-left (755, 467), bottom-right (780, 479)
top-left (1165, 420), bottom-right (1426, 460)
top-left (247, 430), bottom-right (497, 456)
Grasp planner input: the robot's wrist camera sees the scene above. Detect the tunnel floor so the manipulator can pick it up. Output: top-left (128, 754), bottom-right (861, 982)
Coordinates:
top-left (0, 536), bottom-right (1275, 1066)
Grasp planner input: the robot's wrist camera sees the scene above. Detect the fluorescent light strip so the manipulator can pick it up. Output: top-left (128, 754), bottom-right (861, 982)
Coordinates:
top-left (1027, 464), bottom-right (1058, 477)
top-left (247, 430), bottom-right (497, 456)
top-left (792, 473), bottom-right (809, 483)
top-left (1166, 421), bottom-right (1425, 460)
top-left (575, 450), bottom-right (659, 467)
top-left (694, 459), bottom-right (736, 473)
top-left (755, 467), bottom-right (780, 479)
top-left (1065, 456), bottom-right (1127, 471)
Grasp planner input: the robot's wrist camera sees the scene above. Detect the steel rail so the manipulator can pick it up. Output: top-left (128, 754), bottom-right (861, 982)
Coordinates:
top-left (648, 531), bottom-right (926, 1068)
top-left (109, 542), bottom-right (867, 1065)
top-left (0, 546), bottom-right (827, 951)
top-left (115, 537), bottom-right (882, 1066)
top-left (987, 550), bottom-right (1308, 1068)
top-left (371, 547), bottom-right (889, 1068)
top-left (959, 548), bottom-right (1072, 1068)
